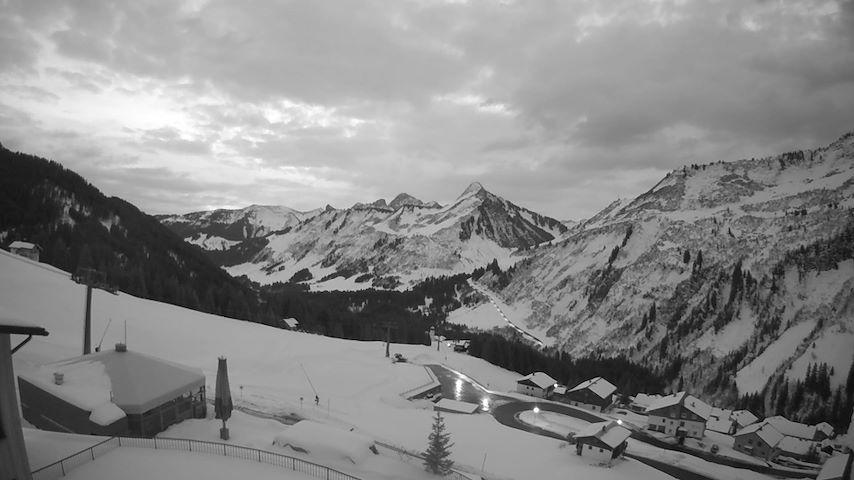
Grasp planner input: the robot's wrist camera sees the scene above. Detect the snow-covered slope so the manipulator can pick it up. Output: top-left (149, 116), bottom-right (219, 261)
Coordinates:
top-left (493, 132), bottom-right (854, 401)
top-left (2, 247), bottom-right (671, 480)
top-left (161, 183), bottom-right (568, 289)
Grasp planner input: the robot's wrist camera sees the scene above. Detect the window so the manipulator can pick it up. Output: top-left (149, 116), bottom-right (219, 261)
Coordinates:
top-left (588, 445), bottom-right (592, 450)
top-left (680, 421), bottom-right (685, 427)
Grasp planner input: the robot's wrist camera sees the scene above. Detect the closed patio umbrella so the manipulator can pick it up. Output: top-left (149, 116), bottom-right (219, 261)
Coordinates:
top-left (214, 356), bottom-right (233, 440)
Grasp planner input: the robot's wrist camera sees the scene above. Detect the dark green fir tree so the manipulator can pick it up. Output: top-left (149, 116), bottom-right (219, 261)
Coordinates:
top-left (423, 411), bottom-right (454, 475)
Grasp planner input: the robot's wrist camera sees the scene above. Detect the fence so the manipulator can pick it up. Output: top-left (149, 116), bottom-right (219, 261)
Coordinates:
top-left (31, 436), bottom-right (362, 480)
top-left (375, 441), bottom-right (476, 480)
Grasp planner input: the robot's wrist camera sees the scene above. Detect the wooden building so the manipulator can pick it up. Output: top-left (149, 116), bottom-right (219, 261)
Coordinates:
top-left (9, 241), bottom-right (40, 262)
top-left (574, 420), bottom-right (631, 462)
top-left (1, 316), bottom-right (48, 480)
top-left (733, 421), bottom-right (784, 460)
top-left (645, 391), bottom-right (711, 440)
top-left (19, 344), bottom-right (206, 437)
top-left (817, 453), bottom-right (852, 480)
top-left (515, 372), bottom-right (557, 398)
top-left (561, 377), bottom-right (616, 412)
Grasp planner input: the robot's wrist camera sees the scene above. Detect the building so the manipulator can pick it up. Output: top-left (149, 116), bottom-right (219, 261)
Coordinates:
top-left (817, 453), bottom-right (852, 480)
top-left (777, 435), bottom-right (815, 462)
top-left (733, 421), bottom-right (784, 460)
top-left (561, 377), bottom-right (616, 412)
top-left (645, 391), bottom-right (711, 439)
top-left (574, 420), bottom-right (631, 462)
top-left (628, 393), bottom-right (662, 413)
top-left (19, 344), bottom-right (206, 437)
top-left (1, 316), bottom-right (49, 480)
top-left (706, 407), bottom-right (736, 434)
top-left (731, 409), bottom-right (759, 430)
top-left (516, 372), bottom-right (557, 398)
top-left (765, 416), bottom-right (817, 440)
top-left (9, 240), bottom-right (41, 262)
top-left (815, 422), bottom-right (835, 441)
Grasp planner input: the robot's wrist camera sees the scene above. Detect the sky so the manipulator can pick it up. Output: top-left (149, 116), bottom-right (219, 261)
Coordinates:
top-left (1, 0), bottom-right (853, 221)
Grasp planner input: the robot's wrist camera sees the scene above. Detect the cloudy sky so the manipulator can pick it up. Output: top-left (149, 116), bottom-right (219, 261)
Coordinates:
top-left (1, 0), bottom-right (853, 220)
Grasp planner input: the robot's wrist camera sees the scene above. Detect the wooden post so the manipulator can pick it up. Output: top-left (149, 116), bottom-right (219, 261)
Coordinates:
top-left (0, 334), bottom-right (34, 480)
top-left (83, 285), bottom-right (92, 354)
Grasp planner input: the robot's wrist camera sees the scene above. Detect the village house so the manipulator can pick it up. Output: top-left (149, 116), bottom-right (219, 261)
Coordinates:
top-left (733, 420), bottom-right (818, 462)
top-left (815, 422), bottom-right (835, 441)
top-left (9, 240), bottom-right (41, 262)
top-left (733, 421), bottom-right (784, 460)
top-left (573, 420), bottom-right (631, 463)
top-left (706, 407), bottom-right (737, 434)
top-left (1, 316), bottom-right (49, 480)
top-left (560, 377), bottom-right (617, 412)
top-left (645, 391), bottom-right (711, 440)
top-left (765, 415), bottom-right (826, 440)
top-left (731, 409), bottom-right (759, 430)
top-left (18, 344), bottom-right (207, 437)
top-left (628, 392), bottom-right (662, 413)
top-left (515, 372), bottom-right (557, 398)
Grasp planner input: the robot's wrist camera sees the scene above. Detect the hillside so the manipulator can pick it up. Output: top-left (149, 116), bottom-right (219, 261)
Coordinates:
top-left (0, 146), bottom-right (274, 325)
top-left (160, 183), bottom-right (567, 289)
top-left (490, 132), bottom-right (854, 418)
top-left (1, 248), bottom-right (673, 480)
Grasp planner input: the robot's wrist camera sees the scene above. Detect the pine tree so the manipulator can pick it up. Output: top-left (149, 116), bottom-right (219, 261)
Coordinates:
top-left (423, 412), bottom-right (454, 475)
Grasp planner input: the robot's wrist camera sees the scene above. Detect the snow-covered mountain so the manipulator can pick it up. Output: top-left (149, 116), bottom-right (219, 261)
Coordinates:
top-left (492, 132), bottom-right (854, 404)
top-left (156, 205), bottom-right (323, 251)
top-left (160, 183), bottom-right (568, 289)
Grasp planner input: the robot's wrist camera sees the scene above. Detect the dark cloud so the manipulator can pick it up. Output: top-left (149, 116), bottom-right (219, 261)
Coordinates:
top-left (1, 0), bottom-right (853, 220)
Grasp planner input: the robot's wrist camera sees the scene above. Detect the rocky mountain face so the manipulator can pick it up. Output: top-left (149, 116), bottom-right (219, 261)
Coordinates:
top-left (494, 132), bottom-right (854, 406)
top-left (159, 182), bottom-right (567, 289)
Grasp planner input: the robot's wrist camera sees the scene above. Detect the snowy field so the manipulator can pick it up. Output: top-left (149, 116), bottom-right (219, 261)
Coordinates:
top-left (3, 249), bottom-right (674, 480)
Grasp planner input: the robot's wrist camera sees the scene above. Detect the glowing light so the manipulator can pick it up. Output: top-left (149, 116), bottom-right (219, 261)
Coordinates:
top-left (481, 398), bottom-right (490, 412)
top-left (533, 407), bottom-right (540, 414)
top-left (454, 379), bottom-right (463, 400)
top-left (617, 419), bottom-right (623, 425)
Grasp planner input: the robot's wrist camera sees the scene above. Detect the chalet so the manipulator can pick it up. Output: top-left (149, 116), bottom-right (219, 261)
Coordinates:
top-left (1, 316), bottom-right (49, 480)
top-left (815, 422), bottom-right (835, 441)
top-left (817, 453), bottom-right (852, 480)
top-left (561, 377), bottom-right (616, 412)
top-left (777, 435), bottom-right (815, 462)
top-left (706, 407), bottom-right (736, 434)
top-left (733, 421), bottom-right (784, 460)
top-left (765, 416), bottom-right (817, 440)
top-left (574, 420), bottom-right (631, 462)
top-left (516, 372), bottom-right (557, 398)
top-left (731, 409), bottom-right (759, 430)
top-left (629, 393), bottom-right (662, 413)
top-left (19, 344), bottom-right (207, 437)
top-left (645, 391), bottom-right (711, 439)
top-left (9, 240), bottom-right (41, 262)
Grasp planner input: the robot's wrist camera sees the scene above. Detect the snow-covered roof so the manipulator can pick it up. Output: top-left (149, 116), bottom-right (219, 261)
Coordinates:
top-left (815, 422), bottom-right (834, 437)
top-left (553, 386), bottom-right (567, 395)
top-left (574, 421), bottom-right (631, 449)
top-left (735, 421), bottom-right (785, 448)
top-left (731, 409), bottom-right (759, 427)
top-left (777, 436), bottom-right (814, 456)
top-left (706, 407), bottom-right (734, 433)
top-left (9, 240), bottom-right (37, 250)
top-left (817, 453), bottom-right (851, 480)
top-left (282, 318), bottom-right (299, 329)
top-left (568, 376), bottom-right (617, 399)
top-left (274, 420), bottom-right (375, 465)
top-left (20, 346), bottom-right (205, 415)
top-left (0, 311), bottom-right (49, 336)
top-left (765, 416), bottom-right (816, 440)
top-left (434, 398), bottom-right (480, 414)
top-left (645, 391), bottom-right (711, 420)
top-left (630, 393), bottom-right (662, 409)
top-left (517, 372), bottom-right (557, 390)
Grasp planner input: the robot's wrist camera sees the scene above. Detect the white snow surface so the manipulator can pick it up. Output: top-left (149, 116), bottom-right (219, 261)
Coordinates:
top-left (736, 319), bottom-right (818, 394)
top-left (273, 420), bottom-right (376, 464)
top-left (4, 249), bottom-right (672, 480)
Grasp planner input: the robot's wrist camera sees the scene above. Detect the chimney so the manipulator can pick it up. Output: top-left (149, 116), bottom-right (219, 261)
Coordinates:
top-left (115, 343), bottom-right (127, 352)
top-left (53, 372), bottom-right (64, 385)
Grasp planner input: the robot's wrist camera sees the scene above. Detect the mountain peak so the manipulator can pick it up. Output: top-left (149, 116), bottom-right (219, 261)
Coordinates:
top-left (458, 182), bottom-right (486, 199)
top-left (389, 193), bottom-right (424, 209)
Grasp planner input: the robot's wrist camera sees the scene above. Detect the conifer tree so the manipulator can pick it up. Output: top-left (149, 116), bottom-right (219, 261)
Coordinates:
top-left (423, 412), bottom-right (454, 475)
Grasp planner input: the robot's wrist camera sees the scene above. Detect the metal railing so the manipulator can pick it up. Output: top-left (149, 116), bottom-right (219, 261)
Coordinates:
top-left (32, 435), bottom-right (363, 480)
top-left (375, 441), bottom-right (476, 480)
top-left (400, 366), bottom-right (440, 399)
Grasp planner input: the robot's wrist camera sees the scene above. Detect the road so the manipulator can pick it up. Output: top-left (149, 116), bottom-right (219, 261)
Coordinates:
top-left (468, 280), bottom-right (545, 347)
top-left (429, 365), bottom-right (815, 480)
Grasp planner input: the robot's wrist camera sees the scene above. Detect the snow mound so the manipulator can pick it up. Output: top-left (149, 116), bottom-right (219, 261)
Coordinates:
top-left (273, 420), bottom-right (377, 464)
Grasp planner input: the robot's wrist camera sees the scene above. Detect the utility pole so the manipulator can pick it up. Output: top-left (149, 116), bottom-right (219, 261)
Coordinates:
top-left (380, 322), bottom-right (397, 358)
top-left (73, 267), bottom-right (115, 355)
